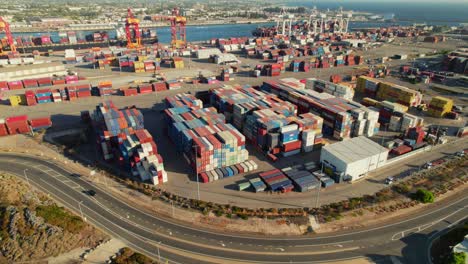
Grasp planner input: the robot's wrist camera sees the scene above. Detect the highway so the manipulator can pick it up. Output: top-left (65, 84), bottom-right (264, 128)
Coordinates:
top-left (1, 152), bottom-right (467, 264)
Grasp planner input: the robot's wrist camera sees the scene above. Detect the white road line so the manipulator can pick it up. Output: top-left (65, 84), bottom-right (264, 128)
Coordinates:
top-left (391, 205), bottom-right (467, 240)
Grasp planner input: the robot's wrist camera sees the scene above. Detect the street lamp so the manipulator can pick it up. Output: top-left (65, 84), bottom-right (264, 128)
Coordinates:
top-left (78, 201), bottom-right (86, 221)
top-left (157, 241), bottom-right (162, 261)
top-left (23, 169), bottom-right (30, 186)
top-left (315, 163), bottom-right (324, 208)
top-left (193, 145), bottom-right (200, 200)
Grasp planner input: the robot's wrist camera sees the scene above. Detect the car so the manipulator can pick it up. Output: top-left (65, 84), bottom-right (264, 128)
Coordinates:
top-left (87, 190), bottom-right (96, 196)
top-left (385, 177), bottom-right (394, 185)
top-left (423, 162), bottom-right (433, 169)
top-left (455, 151), bottom-right (465, 157)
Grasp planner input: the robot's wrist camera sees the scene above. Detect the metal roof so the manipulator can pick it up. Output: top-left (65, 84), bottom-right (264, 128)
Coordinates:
top-left (322, 136), bottom-right (388, 164)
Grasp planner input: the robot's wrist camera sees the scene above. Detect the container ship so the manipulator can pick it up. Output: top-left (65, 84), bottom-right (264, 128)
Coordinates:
top-left (3, 29), bottom-right (158, 53)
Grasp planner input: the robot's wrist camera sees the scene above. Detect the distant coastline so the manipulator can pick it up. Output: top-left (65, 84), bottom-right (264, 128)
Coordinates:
top-left (8, 18), bottom-right (464, 34)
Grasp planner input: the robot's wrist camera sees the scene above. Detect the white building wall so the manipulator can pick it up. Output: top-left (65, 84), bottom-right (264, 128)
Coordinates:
top-left (320, 147), bottom-right (388, 181)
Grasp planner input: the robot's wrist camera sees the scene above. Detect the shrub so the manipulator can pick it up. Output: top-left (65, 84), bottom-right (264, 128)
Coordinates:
top-left (393, 183), bottom-right (411, 194)
top-left (448, 252), bottom-right (466, 264)
top-left (214, 210), bottom-right (223, 217)
top-left (36, 205), bottom-right (85, 233)
top-left (237, 213), bottom-right (248, 220)
top-left (414, 189), bottom-right (435, 203)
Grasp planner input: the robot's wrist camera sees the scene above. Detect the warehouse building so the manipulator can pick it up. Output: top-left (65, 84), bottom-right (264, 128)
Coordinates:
top-left (320, 136), bottom-right (388, 182)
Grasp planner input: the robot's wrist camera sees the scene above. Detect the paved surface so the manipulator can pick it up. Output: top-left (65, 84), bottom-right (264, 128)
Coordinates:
top-left (0, 153), bottom-right (467, 263)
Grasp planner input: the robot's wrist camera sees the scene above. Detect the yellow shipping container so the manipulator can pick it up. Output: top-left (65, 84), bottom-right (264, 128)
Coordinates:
top-left (356, 76), bottom-right (381, 94)
top-left (9, 95), bottom-right (25, 106)
top-left (377, 81), bottom-right (421, 106)
top-left (428, 96), bottom-right (453, 117)
top-left (361, 97), bottom-right (379, 107)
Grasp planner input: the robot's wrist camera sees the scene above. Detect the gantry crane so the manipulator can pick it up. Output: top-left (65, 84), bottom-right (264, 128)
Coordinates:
top-left (155, 7), bottom-right (187, 49)
top-left (125, 8), bottom-right (141, 49)
top-left (0, 17), bottom-right (16, 54)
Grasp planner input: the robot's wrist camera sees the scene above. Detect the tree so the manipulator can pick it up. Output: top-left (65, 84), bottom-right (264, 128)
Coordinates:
top-left (448, 252), bottom-right (466, 264)
top-left (415, 189), bottom-right (435, 203)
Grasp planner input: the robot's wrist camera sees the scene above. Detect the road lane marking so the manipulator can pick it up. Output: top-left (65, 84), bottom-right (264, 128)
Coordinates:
top-left (391, 205), bottom-right (468, 240)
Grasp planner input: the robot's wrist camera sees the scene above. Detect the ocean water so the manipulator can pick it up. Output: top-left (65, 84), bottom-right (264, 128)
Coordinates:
top-left (1, 19), bottom-right (459, 44)
top-left (284, 1), bottom-right (468, 23)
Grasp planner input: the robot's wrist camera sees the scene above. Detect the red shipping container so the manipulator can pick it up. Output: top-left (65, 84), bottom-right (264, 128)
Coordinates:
top-left (77, 90), bottom-right (92, 97)
top-left (23, 79), bottom-right (39, 88)
top-left (0, 123), bottom-right (8, 136)
top-left (29, 117), bottom-right (52, 128)
top-left (282, 140), bottom-right (301, 152)
top-left (8, 81), bottom-right (23, 90)
top-left (259, 169), bottom-right (281, 177)
top-left (122, 88), bottom-right (138, 96)
top-left (6, 122), bottom-right (30, 135)
top-left (37, 77), bottom-right (52, 86)
top-left (0, 81), bottom-right (8, 91)
top-left (52, 79), bottom-right (66, 85)
top-left (6, 115), bottom-right (28, 124)
top-left (391, 145), bottom-right (412, 156)
top-left (26, 97), bottom-right (37, 106)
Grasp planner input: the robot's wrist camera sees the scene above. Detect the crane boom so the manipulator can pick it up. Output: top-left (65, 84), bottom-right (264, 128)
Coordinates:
top-left (125, 8), bottom-right (141, 49)
top-left (0, 17), bottom-right (16, 54)
top-left (153, 7), bottom-right (187, 49)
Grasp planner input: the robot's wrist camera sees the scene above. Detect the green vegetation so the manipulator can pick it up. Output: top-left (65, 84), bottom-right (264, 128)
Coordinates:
top-left (113, 247), bottom-right (157, 264)
top-left (415, 189), bottom-right (435, 203)
top-left (448, 252), bottom-right (466, 264)
top-left (36, 205), bottom-right (85, 233)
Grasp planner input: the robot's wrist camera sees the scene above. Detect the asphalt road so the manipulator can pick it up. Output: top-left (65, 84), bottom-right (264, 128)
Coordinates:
top-left (1, 153), bottom-right (467, 264)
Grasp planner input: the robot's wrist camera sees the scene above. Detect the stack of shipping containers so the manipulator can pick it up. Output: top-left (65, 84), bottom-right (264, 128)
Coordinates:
top-left (92, 101), bottom-right (167, 185)
top-left (164, 93), bottom-right (256, 183)
top-left (261, 78), bottom-right (380, 140)
top-left (258, 169), bottom-right (294, 192)
top-left (306, 78), bottom-right (355, 100)
top-left (209, 85), bottom-right (324, 158)
top-left (428, 96), bottom-right (453, 117)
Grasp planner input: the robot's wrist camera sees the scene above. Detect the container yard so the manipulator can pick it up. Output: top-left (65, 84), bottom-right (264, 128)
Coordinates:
top-left (0, 6), bottom-right (465, 210)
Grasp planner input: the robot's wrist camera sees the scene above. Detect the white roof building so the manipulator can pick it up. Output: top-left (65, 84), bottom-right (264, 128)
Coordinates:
top-left (454, 234), bottom-right (468, 264)
top-left (320, 136), bottom-right (388, 182)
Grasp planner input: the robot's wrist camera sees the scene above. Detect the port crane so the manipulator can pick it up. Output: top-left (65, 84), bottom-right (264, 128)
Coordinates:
top-left (0, 17), bottom-right (16, 54)
top-left (125, 8), bottom-right (142, 49)
top-left (275, 8), bottom-right (295, 36)
top-left (154, 7), bottom-right (187, 49)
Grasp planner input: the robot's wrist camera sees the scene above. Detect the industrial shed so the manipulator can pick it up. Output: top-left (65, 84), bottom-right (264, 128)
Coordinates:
top-left (320, 136), bottom-right (388, 182)
top-left (213, 54), bottom-right (240, 65)
top-left (196, 48), bottom-right (222, 59)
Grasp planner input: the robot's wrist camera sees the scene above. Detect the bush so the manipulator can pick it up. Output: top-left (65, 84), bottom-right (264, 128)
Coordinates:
top-left (36, 205), bottom-right (85, 233)
top-left (237, 214), bottom-right (248, 220)
top-left (214, 210), bottom-right (223, 217)
top-left (414, 189), bottom-right (435, 203)
top-left (393, 183), bottom-right (411, 194)
top-left (448, 252), bottom-right (466, 264)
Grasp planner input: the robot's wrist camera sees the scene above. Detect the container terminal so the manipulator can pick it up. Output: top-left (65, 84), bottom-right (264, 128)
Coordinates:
top-left (0, 4), bottom-right (467, 263)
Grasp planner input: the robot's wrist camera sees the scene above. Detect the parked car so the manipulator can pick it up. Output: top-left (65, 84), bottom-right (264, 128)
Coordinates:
top-left (385, 177), bottom-right (394, 185)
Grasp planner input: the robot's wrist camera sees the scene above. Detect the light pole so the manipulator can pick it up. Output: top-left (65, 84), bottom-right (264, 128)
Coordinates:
top-left (193, 145), bottom-right (200, 200)
top-left (157, 241), bottom-right (161, 261)
top-left (23, 169), bottom-right (30, 186)
top-left (315, 163), bottom-right (324, 208)
top-left (171, 201), bottom-right (175, 218)
top-left (78, 201), bottom-right (85, 221)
